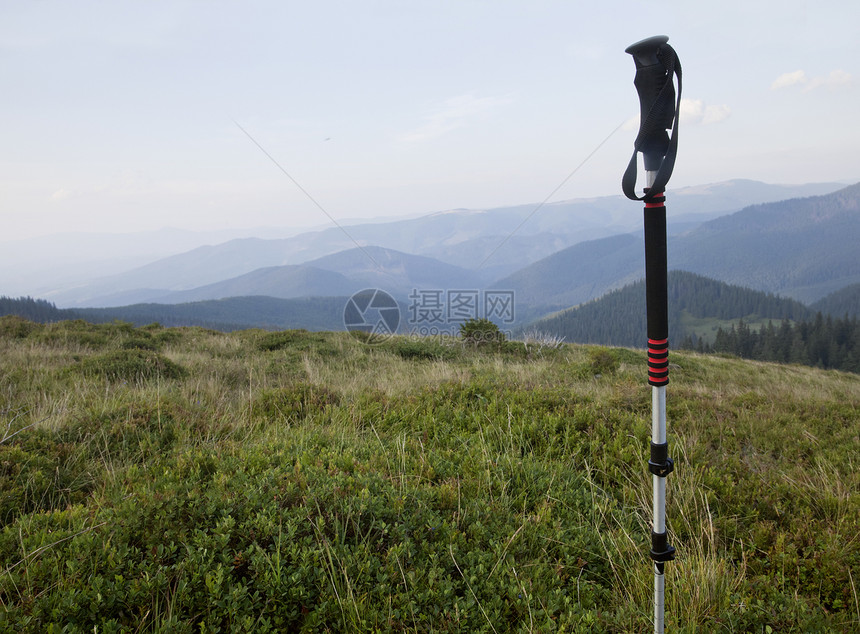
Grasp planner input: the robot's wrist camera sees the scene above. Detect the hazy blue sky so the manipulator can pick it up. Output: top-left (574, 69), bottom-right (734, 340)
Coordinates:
top-left (2, 0), bottom-right (857, 238)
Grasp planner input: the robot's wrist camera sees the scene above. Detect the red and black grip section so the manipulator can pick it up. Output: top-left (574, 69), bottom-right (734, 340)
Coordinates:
top-left (648, 339), bottom-right (669, 385)
top-left (644, 189), bottom-right (669, 386)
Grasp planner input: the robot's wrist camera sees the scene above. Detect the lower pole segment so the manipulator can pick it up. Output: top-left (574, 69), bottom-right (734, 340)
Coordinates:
top-left (654, 565), bottom-right (665, 634)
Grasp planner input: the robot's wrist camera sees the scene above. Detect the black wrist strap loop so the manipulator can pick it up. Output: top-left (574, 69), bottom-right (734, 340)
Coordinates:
top-left (622, 43), bottom-right (682, 202)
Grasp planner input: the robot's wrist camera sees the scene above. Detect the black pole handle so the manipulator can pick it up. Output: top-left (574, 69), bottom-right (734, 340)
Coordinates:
top-left (627, 36), bottom-right (674, 170)
top-left (622, 36), bottom-right (682, 202)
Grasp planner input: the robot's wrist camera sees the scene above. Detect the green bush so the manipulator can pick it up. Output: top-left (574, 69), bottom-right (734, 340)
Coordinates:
top-left (75, 349), bottom-right (187, 382)
top-left (119, 335), bottom-right (159, 351)
top-left (587, 346), bottom-right (619, 375)
top-left (257, 330), bottom-right (342, 358)
top-left (257, 329), bottom-right (310, 351)
top-left (387, 337), bottom-right (454, 361)
top-left (0, 315), bottom-right (42, 339)
top-left (459, 318), bottom-right (505, 347)
top-left (252, 383), bottom-right (340, 422)
top-left (36, 320), bottom-right (135, 349)
top-left (347, 329), bottom-right (373, 344)
top-left (0, 438), bottom-right (94, 525)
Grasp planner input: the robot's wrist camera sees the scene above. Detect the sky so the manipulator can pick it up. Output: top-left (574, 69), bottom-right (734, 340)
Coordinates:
top-left (1, 0), bottom-right (858, 239)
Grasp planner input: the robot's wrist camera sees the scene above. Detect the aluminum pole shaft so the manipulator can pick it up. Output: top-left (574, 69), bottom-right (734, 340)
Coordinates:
top-left (646, 169), bottom-right (668, 634)
top-left (653, 384), bottom-right (667, 633)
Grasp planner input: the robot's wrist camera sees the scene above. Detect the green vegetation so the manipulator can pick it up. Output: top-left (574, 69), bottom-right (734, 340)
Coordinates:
top-left (586, 347), bottom-right (619, 376)
top-left (698, 314), bottom-right (860, 373)
top-left (460, 318), bottom-right (506, 348)
top-left (75, 349), bottom-right (188, 382)
top-left (1, 319), bottom-right (859, 632)
top-left (677, 311), bottom-right (777, 346)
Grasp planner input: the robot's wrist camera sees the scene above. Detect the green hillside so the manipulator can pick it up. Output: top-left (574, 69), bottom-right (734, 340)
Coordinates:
top-left (1, 320), bottom-right (858, 631)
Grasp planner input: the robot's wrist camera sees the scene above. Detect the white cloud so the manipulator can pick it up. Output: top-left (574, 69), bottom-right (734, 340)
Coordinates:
top-left (806, 69), bottom-right (853, 91)
top-left (771, 70), bottom-right (807, 90)
top-left (771, 69), bottom-right (853, 91)
top-left (680, 98), bottom-right (704, 123)
top-left (398, 94), bottom-right (513, 143)
top-left (702, 104), bottom-right (732, 125)
top-left (680, 99), bottom-right (731, 125)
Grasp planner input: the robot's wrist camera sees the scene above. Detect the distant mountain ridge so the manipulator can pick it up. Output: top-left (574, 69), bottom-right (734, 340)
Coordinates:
top-left (305, 246), bottom-right (484, 296)
top-left (497, 182), bottom-right (860, 312)
top-left (76, 296), bottom-right (351, 332)
top-left (40, 180), bottom-right (846, 308)
top-left (154, 266), bottom-right (358, 304)
top-left (67, 247), bottom-right (485, 307)
top-left (670, 182), bottom-right (860, 302)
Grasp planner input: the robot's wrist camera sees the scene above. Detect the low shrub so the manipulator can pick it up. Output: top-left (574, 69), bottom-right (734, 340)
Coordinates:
top-left (119, 335), bottom-right (159, 351)
top-left (252, 383), bottom-right (340, 422)
top-left (387, 337), bottom-right (454, 361)
top-left (459, 318), bottom-right (505, 347)
top-left (0, 315), bottom-right (42, 339)
top-left (74, 349), bottom-right (187, 382)
top-left (257, 329), bottom-right (310, 351)
top-left (587, 346), bottom-right (619, 375)
top-left (0, 430), bottom-right (96, 525)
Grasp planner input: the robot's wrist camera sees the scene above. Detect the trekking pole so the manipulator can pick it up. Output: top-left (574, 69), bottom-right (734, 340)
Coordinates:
top-left (621, 35), bottom-right (682, 634)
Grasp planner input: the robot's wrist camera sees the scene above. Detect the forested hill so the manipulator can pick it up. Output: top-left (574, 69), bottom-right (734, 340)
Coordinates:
top-left (526, 271), bottom-right (813, 348)
top-left (710, 314), bottom-right (860, 373)
top-left (0, 295), bottom-right (349, 332)
top-left (0, 296), bottom-right (73, 323)
top-left (810, 282), bottom-right (860, 317)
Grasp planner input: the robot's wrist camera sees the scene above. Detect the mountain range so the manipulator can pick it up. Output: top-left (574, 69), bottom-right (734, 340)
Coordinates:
top-left (38, 179), bottom-right (845, 308)
top-left (5, 178), bottom-right (860, 344)
top-left (499, 182), bottom-right (860, 316)
top-left (4, 269), bottom-right (858, 340)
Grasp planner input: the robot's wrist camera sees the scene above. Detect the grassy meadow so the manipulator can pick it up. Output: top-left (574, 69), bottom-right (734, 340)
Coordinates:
top-left (0, 316), bottom-right (858, 632)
